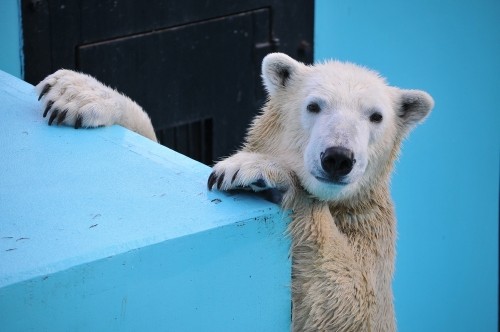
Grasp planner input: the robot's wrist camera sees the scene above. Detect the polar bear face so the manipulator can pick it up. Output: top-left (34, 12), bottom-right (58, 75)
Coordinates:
top-left (261, 53), bottom-right (434, 201)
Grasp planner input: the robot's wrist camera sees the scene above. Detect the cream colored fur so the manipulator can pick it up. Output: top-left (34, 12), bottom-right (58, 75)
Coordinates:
top-left (37, 54), bottom-right (433, 331)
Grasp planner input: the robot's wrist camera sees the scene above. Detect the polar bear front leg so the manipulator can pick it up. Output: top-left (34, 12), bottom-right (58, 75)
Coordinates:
top-left (36, 70), bottom-right (157, 141)
top-left (208, 151), bottom-right (298, 204)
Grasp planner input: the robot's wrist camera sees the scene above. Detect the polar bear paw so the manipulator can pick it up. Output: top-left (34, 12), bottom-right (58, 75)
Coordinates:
top-left (36, 69), bottom-right (122, 129)
top-left (208, 151), bottom-right (295, 204)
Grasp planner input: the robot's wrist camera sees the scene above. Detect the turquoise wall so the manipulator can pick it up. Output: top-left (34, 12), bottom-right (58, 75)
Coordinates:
top-left (0, 0), bottom-right (21, 78)
top-left (315, 0), bottom-right (499, 331)
top-left (1, 0), bottom-right (498, 330)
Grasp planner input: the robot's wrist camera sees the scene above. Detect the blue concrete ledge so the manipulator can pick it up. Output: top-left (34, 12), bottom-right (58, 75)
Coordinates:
top-left (0, 71), bottom-right (291, 331)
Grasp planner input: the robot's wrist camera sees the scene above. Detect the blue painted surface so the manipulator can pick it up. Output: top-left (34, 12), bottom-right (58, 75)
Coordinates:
top-left (0, 71), bottom-right (291, 331)
top-left (315, 0), bottom-right (499, 331)
top-left (0, 0), bottom-right (22, 78)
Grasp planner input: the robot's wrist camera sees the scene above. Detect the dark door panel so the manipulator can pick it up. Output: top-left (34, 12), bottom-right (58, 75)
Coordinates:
top-left (22, 0), bottom-right (314, 164)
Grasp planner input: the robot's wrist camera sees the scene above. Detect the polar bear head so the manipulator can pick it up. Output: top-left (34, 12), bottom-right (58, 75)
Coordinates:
top-left (259, 53), bottom-right (434, 202)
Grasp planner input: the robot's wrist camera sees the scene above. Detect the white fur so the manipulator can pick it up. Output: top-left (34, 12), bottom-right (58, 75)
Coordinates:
top-left (36, 70), bottom-right (157, 141)
top-left (295, 61), bottom-right (399, 201)
top-left (246, 54), bottom-right (431, 202)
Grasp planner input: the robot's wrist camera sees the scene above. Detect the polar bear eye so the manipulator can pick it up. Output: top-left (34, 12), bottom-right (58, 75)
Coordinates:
top-left (369, 112), bottom-right (383, 123)
top-left (307, 102), bottom-right (321, 113)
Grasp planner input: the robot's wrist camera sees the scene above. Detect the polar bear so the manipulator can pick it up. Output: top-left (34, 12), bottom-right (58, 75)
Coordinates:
top-left (207, 54), bottom-right (433, 331)
top-left (37, 53), bottom-right (433, 331)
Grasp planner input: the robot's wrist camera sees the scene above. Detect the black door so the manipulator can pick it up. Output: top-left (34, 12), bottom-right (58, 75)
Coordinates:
top-left (22, 0), bottom-right (314, 165)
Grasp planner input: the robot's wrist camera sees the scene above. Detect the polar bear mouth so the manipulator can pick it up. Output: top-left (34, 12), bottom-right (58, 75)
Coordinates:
top-left (314, 175), bottom-right (350, 186)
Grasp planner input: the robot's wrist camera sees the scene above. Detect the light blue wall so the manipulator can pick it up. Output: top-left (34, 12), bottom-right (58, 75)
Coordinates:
top-left (0, 0), bottom-right (22, 78)
top-left (315, 0), bottom-right (499, 331)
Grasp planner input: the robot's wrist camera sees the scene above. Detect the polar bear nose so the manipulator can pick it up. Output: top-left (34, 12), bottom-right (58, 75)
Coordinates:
top-left (320, 147), bottom-right (355, 179)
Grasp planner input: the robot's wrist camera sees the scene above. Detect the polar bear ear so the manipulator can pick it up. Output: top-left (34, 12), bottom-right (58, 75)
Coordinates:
top-left (262, 53), bottom-right (303, 95)
top-left (396, 89), bottom-right (434, 132)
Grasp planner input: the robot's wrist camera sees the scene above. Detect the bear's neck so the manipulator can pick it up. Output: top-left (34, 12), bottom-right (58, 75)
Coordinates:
top-left (329, 184), bottom-right (395, 237)
top-left (288, 177), bottom-right (395, 249)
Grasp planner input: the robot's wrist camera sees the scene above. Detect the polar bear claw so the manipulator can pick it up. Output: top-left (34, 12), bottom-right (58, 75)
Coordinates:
top-left (36, 69), bottom-right (157, 141)
top-left (208, 151), bottom-right (293, 192)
